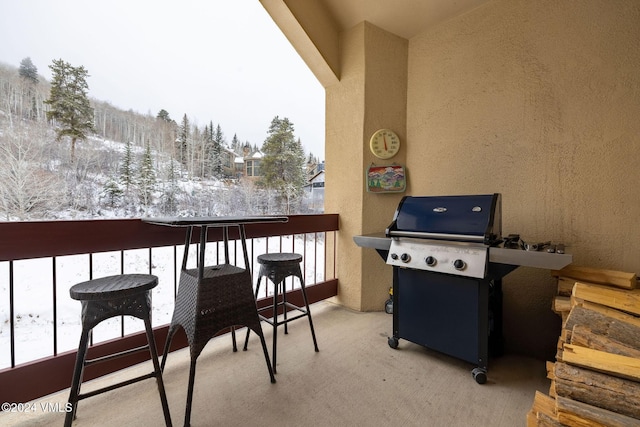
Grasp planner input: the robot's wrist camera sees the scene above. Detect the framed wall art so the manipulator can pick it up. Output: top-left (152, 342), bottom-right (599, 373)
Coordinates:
top-left (366, 164), bottom-right (406, 193)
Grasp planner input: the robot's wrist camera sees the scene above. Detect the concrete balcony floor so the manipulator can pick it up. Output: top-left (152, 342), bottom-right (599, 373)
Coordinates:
top-left (2, 301), bottom-right (547, 427)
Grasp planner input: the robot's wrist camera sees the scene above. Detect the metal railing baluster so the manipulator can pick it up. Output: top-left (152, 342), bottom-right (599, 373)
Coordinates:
top-left (52, 257), bottom-right (57, 356)
top-left (9, 260), bottom-right (15, 368)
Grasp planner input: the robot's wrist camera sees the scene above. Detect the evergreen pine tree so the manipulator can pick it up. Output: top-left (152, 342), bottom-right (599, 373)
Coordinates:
top-left (212, 124), bottom-right (224, 178)
top-left (191, 125), bottom-right (202, 177)
top-left (138, 141), bottom-right (156, 209)
top-left (231, 133), bottom-right (241, 155)
top-left (44, 59), bottom-right (95, 161)
top-left (103, 177), bottom-right (123, 207)
top-left (18, 57), bottom-right (38, 84)
top-left (162, 157), bottom-right (179, 215)
top-left (156, 109), bottom-right (171, 122)
top-left (176, 114), bottom-right (190, 169)
top-left (120, 141), bottom-right (135, 194)
top-left (260, 116), bottom-right (307, 214)
top-left (18, 57), bottom-right (39, 120)
top-left (201, 122), bottom-right (215, 178)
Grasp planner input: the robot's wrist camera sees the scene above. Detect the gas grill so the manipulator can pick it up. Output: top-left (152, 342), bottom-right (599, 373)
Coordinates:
top-left (386, 194), bottom-right (501, 278)
top-left (353, 194), bottom-right (572, 384)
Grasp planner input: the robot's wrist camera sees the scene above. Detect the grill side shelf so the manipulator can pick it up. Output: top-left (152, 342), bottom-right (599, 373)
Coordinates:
top-left (353, 233), bottom-right (391, 251)
top-left (489, 247), bottom-right (572, 270)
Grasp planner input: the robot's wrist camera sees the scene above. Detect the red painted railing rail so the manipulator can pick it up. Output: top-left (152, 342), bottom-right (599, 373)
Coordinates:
top-left (0, 214), bottom-right (339, 261)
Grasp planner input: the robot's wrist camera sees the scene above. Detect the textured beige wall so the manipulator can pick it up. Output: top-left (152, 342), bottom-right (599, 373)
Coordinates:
top-left (264, 0), bottom-right (640, 358)
top-left (406, 0), bottom-right (640, 358)
top-left (325, 24), bottom-right (366, 310)
top-left (360, 25), bottom-right (408, 311)
top-left (325, 23), bottom-right (408, 311)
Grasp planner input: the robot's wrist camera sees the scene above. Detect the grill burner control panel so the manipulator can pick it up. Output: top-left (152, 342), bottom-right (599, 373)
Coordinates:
top-left (387, 238), bottom-right (488, 279)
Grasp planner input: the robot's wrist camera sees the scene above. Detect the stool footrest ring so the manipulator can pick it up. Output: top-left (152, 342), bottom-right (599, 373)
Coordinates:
top-left (84, 344), bottom-right (150, 367)
top-left (77, 372), bottom-right (156, 401)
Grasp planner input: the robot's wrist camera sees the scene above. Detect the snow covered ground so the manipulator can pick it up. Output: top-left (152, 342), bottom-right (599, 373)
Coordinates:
top-left (0, 234), bottom-right (326, 369)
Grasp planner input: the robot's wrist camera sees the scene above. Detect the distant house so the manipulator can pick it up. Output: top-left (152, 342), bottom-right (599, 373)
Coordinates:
top-left (233, 154), bottom-right (245, 178)
top-left (244, 150), bottom-right (262, 179)
top-left (304, 161), bottom-right (325, 212)
top-left (220, 147), bottom-right (238, 177)
top-left (233, 151), bottom-right (324, 213)
top-left (233, 145), bottom-right (263, 180)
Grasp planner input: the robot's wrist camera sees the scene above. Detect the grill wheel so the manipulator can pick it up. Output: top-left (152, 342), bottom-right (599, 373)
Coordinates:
top-left (472, 367), bottom-right (487, 384)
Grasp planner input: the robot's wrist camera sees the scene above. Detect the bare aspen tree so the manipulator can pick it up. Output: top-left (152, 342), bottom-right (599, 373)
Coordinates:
top-left (0, 123), bottom-right (64, 219)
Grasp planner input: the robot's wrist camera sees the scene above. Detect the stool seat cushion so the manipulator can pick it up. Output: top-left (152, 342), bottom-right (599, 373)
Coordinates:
top-left (257, 253), bottom-right (302, 265)
top-left (69, 274), bottom-right (158, 301)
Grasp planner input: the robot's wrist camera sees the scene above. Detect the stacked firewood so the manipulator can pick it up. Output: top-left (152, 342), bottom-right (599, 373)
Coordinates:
top-left (527, 265), bottom-right (640, 426)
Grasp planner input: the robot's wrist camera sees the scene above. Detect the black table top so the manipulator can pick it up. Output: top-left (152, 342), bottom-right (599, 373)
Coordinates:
top-left (142, 215), bottom-right (288, 227)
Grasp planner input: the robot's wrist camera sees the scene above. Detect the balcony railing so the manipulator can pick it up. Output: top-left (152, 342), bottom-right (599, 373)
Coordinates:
top-left (0, 214), bottom-right (339, 404)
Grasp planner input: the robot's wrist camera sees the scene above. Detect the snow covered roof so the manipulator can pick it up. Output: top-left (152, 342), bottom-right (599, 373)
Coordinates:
top-left (309, 170), bottom-right (325, 182)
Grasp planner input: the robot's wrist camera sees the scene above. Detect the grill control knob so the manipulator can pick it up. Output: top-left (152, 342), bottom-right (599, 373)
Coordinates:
top-left (425, 256), bottom-right (437, 266)
top-left (454, 259), bottom-right (466, 270)
top-left (400, 253), bottom-right (411, 263)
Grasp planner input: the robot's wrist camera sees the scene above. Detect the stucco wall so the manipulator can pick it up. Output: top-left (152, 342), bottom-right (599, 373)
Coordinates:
top-left (326, 23), bottom-right (408, 312)
top-left (406, 0), bottom-right (640, 358)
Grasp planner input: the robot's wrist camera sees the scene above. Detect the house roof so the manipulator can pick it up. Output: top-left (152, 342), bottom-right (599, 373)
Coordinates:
top-left (249, 151), bottom-right (263, 159)
top-left (309, 169), bottom-right (325, 182)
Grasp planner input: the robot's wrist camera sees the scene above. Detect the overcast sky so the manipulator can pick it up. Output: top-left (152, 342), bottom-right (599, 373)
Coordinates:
top-left (0, 0), bottom-right (326, 158)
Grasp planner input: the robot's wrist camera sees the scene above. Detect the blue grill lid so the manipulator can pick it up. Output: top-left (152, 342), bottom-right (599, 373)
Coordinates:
top-left (386, 194), bottom-right (501, 244)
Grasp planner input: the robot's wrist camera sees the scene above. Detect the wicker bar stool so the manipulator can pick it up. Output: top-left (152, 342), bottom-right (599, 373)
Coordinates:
top-left (65, 274), bottom-right (172, 427)
top-left (244, 253), bottom-right (319, 373)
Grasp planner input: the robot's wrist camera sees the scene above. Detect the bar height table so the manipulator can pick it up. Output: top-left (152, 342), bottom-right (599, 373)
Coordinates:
top-left (142, 216), bottom-right (287, 427)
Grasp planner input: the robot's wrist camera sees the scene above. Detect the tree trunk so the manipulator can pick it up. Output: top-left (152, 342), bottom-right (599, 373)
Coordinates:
top-left (71, 137), bottom-right (77, 162)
